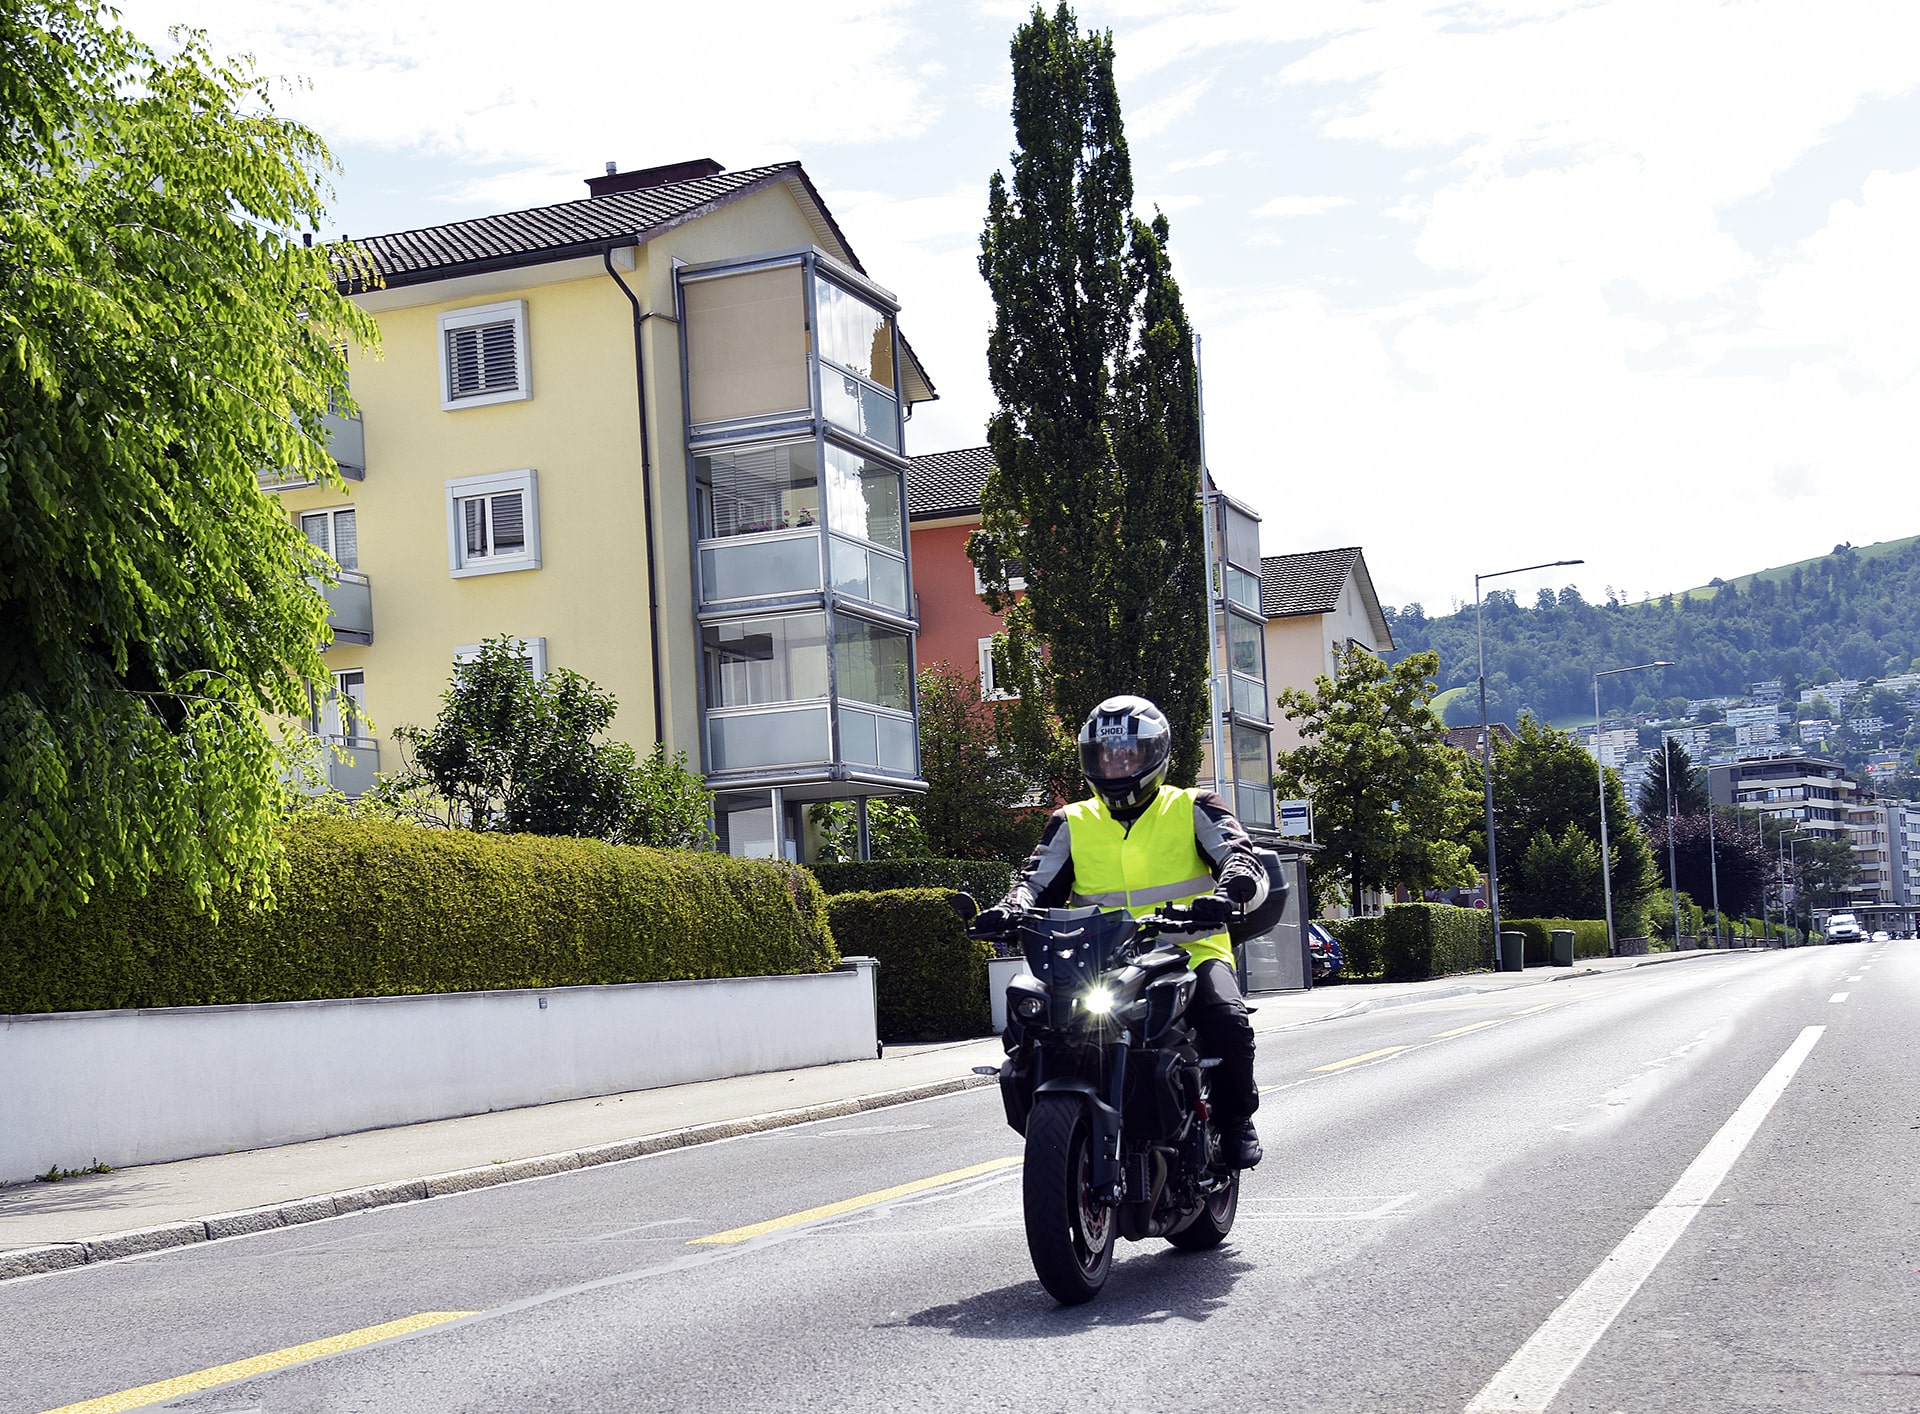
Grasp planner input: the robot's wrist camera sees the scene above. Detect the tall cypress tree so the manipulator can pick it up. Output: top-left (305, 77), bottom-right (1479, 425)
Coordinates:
top-left (973, 3), bottom-right (1209, 794)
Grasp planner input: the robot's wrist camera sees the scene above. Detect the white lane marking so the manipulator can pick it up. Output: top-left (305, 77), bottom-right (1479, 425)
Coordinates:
top-left (1465, 1025), bottom-right (1826, 1414)
top-left (1830, 992), bottom-right (1849, 1003)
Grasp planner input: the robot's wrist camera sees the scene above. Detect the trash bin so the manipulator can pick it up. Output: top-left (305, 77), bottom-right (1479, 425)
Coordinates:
top-left (1550, 928), bottom-right (1575, 968)
top-left (1499, 930), bottom-right (1526, 972)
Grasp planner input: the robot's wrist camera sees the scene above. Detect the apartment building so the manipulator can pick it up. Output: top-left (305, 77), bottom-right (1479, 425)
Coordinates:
top-left (1582, 728), bottom-right (1640, 769)
top-left (1260, 547), bottom-right (1394, 757)
top-left (273, 159), bottom-right (937, 859)
top-left (1892, 802), bottom-right (1920, 907)
top-left (1708, 753), bottom-right (1855, 839)
top-left (1845, 801), bottom-right (1895, 907)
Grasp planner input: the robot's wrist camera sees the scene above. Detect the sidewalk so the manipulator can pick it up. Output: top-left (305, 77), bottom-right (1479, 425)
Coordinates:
top-left (0, 946), bottom-right (1752, 1280)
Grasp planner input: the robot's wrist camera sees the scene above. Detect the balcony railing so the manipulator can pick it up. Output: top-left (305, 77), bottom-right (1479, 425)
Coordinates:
top-left (259, 409), bottom-right (366, 491)
top-left (317, 569), bottom-right (373, 648)
top-left (323, 736), bottom-right (379, 799)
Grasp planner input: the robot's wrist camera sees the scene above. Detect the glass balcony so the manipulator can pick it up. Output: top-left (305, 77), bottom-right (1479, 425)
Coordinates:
top-left (323, 736), bottom-right (380, 798)
top-left (317, 569), bottom-right (373, 648)
top-left (260, 409), bottom-right (365, 491)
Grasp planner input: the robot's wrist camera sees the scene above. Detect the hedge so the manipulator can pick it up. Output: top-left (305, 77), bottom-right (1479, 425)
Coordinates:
top-left (1326, 904), bottom-right (1491, 981)
top-left (0, 815), bottom-right (838, 1014)
top-left (810, 858), bottom-right (1015, 901)
top-left (823, 888), bottom-right (993, 1042)
top-left (1504, 918), bottom-right (1611, 964)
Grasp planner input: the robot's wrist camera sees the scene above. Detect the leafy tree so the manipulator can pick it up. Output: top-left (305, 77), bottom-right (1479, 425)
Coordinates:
top-left (1790, 833), bottom-right (1857, 924)
top-left (1644, 811), bottom-right (1769, 916)
top-left (1646, 888), bottom-right (1704, 941)
top-left (391, 639), bottom-right (714, 848)
top-left (2, 5), bottom-right (379, 914)
top-left (1508, 823), bottom-right (1605, 920)
top-left (1491, 713), bottom-right (1656, 926)
top-left (909, 663), bottom-right (1047, 861)
top-left (808, 799), bottom-right (931, 864)
top-left (1271, 648), bottom-right (1477, 906)
top-left (1638, 737), bottom-right (1710, 818)
top-left (974, 2), bottom-right (1209, 786)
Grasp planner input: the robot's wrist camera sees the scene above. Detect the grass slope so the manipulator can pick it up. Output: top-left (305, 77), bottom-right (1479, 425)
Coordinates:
top-left (1680, 534), bottom-right (1920, 601)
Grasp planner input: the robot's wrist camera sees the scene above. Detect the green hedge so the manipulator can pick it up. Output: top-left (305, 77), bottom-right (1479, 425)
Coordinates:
top-left (1504, 918), bottom-right (1611, 963)
top-left (1327, 905), bottom-right (1491, 981)
top-left (810, 858), bottom-right (1015, 901)
top-left (823, 888), bottom-right (993, 1042)
top-left (0, 816), bottom-right (837, 1014)
top-left (1324, 915), bottom-right (1384, 979)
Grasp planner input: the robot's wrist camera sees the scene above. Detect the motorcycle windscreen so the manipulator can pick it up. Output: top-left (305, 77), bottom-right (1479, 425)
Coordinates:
top-left (1018, 906), bottom-right (1135, 994)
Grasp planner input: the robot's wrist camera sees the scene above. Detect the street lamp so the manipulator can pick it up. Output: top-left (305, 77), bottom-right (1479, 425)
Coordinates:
top-left (1476, 558), bottom-right (1583, 970)
top-left (1593, 660), bottom-right (1673, 956)
top-left (1664, 731), bottom-right (1682, 949)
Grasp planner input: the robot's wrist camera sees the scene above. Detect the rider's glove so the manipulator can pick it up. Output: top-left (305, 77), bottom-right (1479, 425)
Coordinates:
top-left (1189, 894), bottom-right (1235, 926)
top-left (972, 905), bottom-right (1017, 937)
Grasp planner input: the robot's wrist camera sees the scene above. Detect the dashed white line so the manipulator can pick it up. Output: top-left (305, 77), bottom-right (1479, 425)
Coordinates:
top-left (1464, 1026), bottom-right (1826, 1414)
top-left (1829, 992), bottom-right (1850, 1003)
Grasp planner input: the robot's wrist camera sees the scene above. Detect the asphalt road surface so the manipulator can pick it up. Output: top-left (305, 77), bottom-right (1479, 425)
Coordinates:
top-left (5, 942), bottom-right (1914, 1413)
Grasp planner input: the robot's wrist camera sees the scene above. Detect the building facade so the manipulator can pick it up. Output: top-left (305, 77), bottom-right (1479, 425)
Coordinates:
top-left (1708, 753), bottom-right (1856, 839)
top-left (1259, 547), bottom-right (1395, 757)
top-left (275, 160), bottom-right (937, 860)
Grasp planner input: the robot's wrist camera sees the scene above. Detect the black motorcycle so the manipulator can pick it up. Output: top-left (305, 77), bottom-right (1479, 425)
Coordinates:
top-left (962, 893), bottom-right (1252, 1305)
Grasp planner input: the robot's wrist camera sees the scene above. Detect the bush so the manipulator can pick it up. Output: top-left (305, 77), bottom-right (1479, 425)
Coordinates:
top-left (0, 815), bottom-right (836, 1014)
top-left (823, 889), bottom-right (993, 1042)
top-left (1503, 917), bottom-right (1612, 963)
top-left (1323, 916), bottom-right (1383, 979)
top-left (810, 858), bottom-right (1015, 901)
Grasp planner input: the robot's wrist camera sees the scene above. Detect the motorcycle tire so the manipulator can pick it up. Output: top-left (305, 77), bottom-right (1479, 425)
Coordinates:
top-left (1165, 1171), bottom-right (1239, 1251)
top-left (1022, 1095), bottom-right (1116, 1304)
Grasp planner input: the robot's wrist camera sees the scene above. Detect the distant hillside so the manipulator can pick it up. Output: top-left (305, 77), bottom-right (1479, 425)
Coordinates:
top-left (1387, 538), bottom-right (1920, 728)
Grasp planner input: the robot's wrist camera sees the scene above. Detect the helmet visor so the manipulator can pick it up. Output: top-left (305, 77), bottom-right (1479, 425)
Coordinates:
top-left (1081, 738), bottom-right (1150, 781)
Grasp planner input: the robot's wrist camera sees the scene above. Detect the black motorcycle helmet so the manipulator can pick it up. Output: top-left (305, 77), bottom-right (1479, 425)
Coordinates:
top-left (1078, 695), bottom-right (1173, 813)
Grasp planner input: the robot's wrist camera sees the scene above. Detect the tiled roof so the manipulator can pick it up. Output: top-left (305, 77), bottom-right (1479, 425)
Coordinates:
top-left (1260, 548), bottom-right (1363, 618)
top-left (1442, 723), bottom-right (1516, 754)
top-left (907, 446), bottom-right (994, 519)
top-left (337, 163), bottom-right (851, 290)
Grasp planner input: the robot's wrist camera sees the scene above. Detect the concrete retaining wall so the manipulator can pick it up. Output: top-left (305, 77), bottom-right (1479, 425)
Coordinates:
top-left (0, 962), bottom-right (878, 1184)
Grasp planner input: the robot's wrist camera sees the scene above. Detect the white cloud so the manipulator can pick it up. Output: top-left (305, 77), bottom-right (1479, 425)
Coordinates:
top-left (1251, 194), bottom-right (1353, 218)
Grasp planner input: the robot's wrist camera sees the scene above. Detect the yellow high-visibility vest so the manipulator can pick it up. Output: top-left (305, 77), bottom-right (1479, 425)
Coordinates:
top-left (1063, 784), bottom-right (1231, 969)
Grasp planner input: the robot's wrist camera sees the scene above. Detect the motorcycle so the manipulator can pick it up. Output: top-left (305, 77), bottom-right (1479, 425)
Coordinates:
top-left (961, 892), bottom-right (1253, 1305)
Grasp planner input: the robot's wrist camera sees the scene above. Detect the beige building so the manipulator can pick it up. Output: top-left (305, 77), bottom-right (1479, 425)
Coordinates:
top-left (1259, 547), bottom-right (1395, 755)
top-left (273, 158), bottom-right (937, 858)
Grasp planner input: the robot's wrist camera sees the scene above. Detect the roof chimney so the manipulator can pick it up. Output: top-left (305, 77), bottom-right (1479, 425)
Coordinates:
top-left (587, 158), bottom-right (725, 198)
top-left (605, 160), bottom-right (617, 176)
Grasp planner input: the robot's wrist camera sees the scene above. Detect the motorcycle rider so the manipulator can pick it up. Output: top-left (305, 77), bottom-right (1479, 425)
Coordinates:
top-left (978, 695), bottom-right (1271, 1170)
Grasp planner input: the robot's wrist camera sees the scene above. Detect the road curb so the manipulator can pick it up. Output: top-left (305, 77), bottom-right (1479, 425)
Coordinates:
top-left (0, 1073), bottom-right (994, 1284)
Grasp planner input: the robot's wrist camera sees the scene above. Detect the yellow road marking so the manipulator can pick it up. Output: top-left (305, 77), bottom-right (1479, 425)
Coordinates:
top-left (1433, 1019), bottom-right (1509, 1039)
top-left (1510, 1002), bottom-right (1564, 1017)
top-left (40, 1311), bottom-right (475, 1414)
top-left (690, 1157), bottom-right (1020, 1245)
top-left (1310, 1046), bottom-right (1411, 1073)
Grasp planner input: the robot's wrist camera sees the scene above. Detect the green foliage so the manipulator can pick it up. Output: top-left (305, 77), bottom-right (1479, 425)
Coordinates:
top-left (1645, 889), bottom-right (1705, 941)
top-left (1, 5), bottom-right (382, 915)
top-left (975, 3), bottom-right (1209, 787)
top-left (1374, 904), bottom-right (1492, 981)
top-left (1323, 916), bottom-right (1383, 980)
top-left (1645, 811), bottom-right (1769, 916)
top-left (1503, 918), bottom-right (1612, 963)
top-left (1272, 648), bottom-right (1478, 903)
top-left (0, 816), bottom-right (835, 1014)
top-left (822, 889), bottom-right (993, 1041)
top-left (909, 663), bottom-right (1048, 861)
top-left (808, 798), bottom-right (931, 864)
top-left (1789, 832), bottom-right (1858, 920)
top-left (390, 639), bottom-right (714, 848)
top-left (810, 859), bottom-right (1017, 901)
top-left (1492, 714), bottom-right (1656, 928)
top-left (1638, 738), bottom-right (1710, 818)
top-left (1391, 541), bottom-right (1920, 730)
top-left (1509, 823), bottom-right (1604, 920)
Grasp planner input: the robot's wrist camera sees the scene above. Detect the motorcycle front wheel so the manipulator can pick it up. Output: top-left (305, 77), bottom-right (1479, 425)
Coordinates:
top-left (1022, 1095), bottom-right (1115, 1304)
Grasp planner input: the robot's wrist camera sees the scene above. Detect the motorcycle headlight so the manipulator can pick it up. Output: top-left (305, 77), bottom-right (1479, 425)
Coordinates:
top-left (1082, 986), bottom-right (1116, 1017)
top-left (1014, 995), bottom-right (1046, 1022)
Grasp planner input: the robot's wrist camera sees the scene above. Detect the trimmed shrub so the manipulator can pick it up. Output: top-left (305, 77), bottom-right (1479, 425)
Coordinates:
top-left (0, 815), bottom-right (837, 1014)
top-left (1323, 916), bottom-right (1384, 979)
top-left (811, 858), bottom-right (1015, 901)
top-left (824, 888), bottom-right (993, 1042)
top-left (1327, 907), bottom-right (1491, 981)
top-left (1506, 918), bottom-right (1611, 962)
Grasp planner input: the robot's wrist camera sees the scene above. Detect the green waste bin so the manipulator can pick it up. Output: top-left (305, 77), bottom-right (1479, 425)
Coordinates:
top-left (1499, 930), bottom-right (1525, 972)
top-left (1550, 928), bottom-right (1575, 968)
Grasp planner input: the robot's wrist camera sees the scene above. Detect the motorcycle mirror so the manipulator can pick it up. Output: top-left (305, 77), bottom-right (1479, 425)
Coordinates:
top-left (950, 892), bottom-right (979, 923)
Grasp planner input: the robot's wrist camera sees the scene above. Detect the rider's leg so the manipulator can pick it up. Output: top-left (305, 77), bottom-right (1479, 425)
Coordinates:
top-left (1189, 959), bottom-right (1261, 1167)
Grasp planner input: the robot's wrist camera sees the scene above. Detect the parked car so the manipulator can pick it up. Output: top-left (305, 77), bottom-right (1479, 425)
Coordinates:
top-left (1307, 921), bottom-right (1343, 982)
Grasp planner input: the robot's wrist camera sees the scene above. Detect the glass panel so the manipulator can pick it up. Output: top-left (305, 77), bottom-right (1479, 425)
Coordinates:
top-left (813, 277), bottom-right (895, 388)
top-left (703, 613), bottom-right (828, 707)
top-left (877, 713), bottom-right (916, 774)
top-left (710, 707), bottom-right (830, 773)
top-left (701, 534), bottom-right (821, 603)
top-left (821, 371), bottom-right (900, 450)
top-left (1223, 501), bottom-right (1261, 572)
top-left (489, 493), bottom-right (524, 554)
top-left (823, 444), bottom-right (903, 550)
top-left (683, 266), bottom-right (809, 426)
top-left (870, 551), bottom-right (907, 614)
top-left (834, 619), bottom-right (912, 711)
top-left (1225, 565), bottom-right (1262, 613)
top-left (1236, 783), bottom-right (1276, 830)
top-left (1231, 672), bottom-right (1267, 721)
top-left (837, 708), bottom-right (917, 775)
top-left (716, 790), bottom-right (777, 857)
top-left (830, 536), bottom-right (909, 613)
top-left (1233, 722), bottom-right (1270, 784)
top-left (1227, 613), bottom-right (1262, 677)
top-left (696, 441), bottom-right (819, 539)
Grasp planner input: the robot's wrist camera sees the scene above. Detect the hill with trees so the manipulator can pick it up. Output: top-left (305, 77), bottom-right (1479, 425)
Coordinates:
top-left (1385, 538), bottom-right (1920, 729)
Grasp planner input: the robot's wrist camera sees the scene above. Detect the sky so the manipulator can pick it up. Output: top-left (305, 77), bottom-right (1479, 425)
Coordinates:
top-left (118, 0), bottom-right (1920, 613)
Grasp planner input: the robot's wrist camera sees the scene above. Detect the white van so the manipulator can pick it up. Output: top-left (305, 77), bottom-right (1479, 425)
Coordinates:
top-left (1824, 913), bottom-right (1862, 942)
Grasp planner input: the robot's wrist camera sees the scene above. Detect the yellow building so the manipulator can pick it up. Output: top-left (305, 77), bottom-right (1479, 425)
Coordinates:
top-left (1259, 546), bottom-right (1396, 757)
top-left (271, 158), bottom-right (937, 859)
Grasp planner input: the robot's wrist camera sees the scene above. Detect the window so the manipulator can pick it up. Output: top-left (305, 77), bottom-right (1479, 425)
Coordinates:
top-left (454, 637), bottom-right (548, 680)
top-left (814, 277), bottom-right (899, 450)
top-left (308, 669), bottom-right (369, 740)
top-left (682, 266), bottom-right (809, 428)
top-left (446, 470), bottom-right (540, 578)
top-left (703, 614), bottom-right (828, 708)
top-left (974, 560), bottom-right (1029, 595)
top-left (299, 506), bottom-right (358, 570)
top-left (439, 301), bottom-right (530, 409)
top-left (979, 637), bottom-right (1017, 701)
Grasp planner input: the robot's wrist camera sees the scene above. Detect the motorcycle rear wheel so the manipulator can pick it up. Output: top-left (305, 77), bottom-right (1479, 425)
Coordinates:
top-left (1165, 1171), bottom-right (1239, 1251)
top-left (1022, 1095), bottom-right (1115, 1304)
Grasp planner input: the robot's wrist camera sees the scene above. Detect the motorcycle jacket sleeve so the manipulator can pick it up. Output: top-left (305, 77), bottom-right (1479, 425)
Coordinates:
top-left (1192, 790), bottom-right (1270, 912)
top-left (998, 807), bottom-right (1076, 912)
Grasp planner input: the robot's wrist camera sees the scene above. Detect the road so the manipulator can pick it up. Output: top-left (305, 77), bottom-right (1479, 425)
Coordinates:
top-left (4, 942), bottom-right (1914, 1413)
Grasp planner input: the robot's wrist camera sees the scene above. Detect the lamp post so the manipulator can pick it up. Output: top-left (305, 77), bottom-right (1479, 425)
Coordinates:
top-left (1706, 797), bottom-right (1723, 946)
top-left (1593, 660), bottom-right (1672, 956)
top-left (1664, 733), bottom-right (1682, 947)
top-left (1476, 559), bottom-right (1583, 969)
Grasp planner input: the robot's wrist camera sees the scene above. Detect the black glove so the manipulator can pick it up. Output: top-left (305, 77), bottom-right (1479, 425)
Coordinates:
top-left (972, 905), bottom-right (1017, 938)
top-left (1189, 894), bottom-right (1235, 925)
